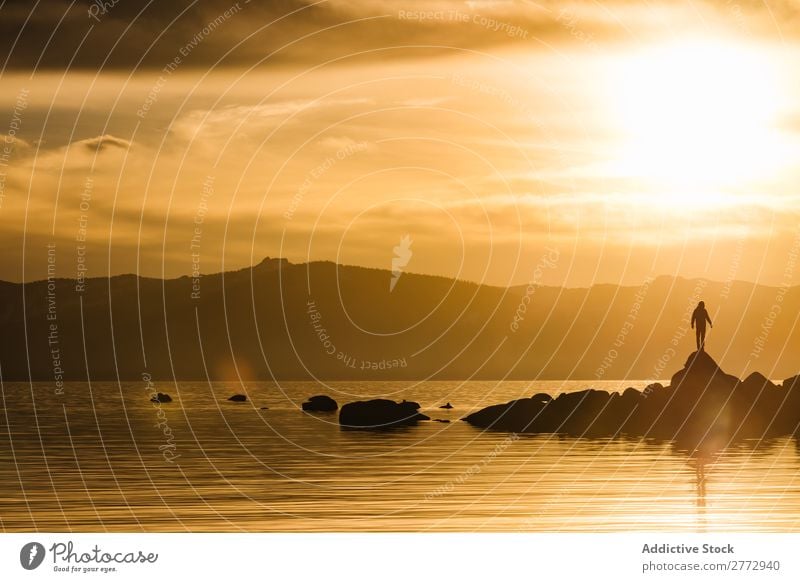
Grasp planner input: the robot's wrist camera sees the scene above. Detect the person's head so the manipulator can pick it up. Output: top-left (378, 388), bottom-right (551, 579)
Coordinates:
top-left (698, 301), bottom-right (705, 308)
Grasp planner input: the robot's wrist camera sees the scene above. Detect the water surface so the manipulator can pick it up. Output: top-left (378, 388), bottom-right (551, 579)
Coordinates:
top-left (2, 380), bottom-right (799, 531)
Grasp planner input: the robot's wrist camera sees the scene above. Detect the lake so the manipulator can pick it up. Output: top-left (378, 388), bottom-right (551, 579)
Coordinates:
top-left (2, 380), bottom-right (799, 532)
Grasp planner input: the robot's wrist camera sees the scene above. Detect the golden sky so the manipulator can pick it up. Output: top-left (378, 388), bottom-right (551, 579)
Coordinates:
top-left (1, 0), bottom-right (799, 287)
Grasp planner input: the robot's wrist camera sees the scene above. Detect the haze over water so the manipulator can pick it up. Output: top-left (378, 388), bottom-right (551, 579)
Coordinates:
top-left (3, 380), bottom-right (799, 532)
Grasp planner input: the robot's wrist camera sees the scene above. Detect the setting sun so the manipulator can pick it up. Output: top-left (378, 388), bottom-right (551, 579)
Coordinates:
top-left (609, 39), bottom-right (788, 203)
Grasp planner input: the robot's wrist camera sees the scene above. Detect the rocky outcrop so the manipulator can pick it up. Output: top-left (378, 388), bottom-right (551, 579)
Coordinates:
top-left (782, 375), bottom-right (800, 390)
top-left (302, 395), bottom-right (338, 412)
top-left (464, 351), bottom-right (799, 444)
top-left (339, 399), bottom-right (430, 428)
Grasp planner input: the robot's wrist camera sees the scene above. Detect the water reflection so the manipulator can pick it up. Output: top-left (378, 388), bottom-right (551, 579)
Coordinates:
top-left (1, 381), bottom-right (800, 532)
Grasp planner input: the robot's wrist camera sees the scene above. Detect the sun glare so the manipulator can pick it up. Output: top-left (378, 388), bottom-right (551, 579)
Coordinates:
top-left (609, 39), bottom-right (788, 206)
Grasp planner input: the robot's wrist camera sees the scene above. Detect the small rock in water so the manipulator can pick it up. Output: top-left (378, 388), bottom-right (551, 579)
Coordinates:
top-left (150, 392), bottom-right (172, 403)
top-left (339, 399), bottom-right (430, 428)
top-left (302, 394), bottom-right (338, 412)
top-left (228, 394), bottom-right (247, 402)
top-left (439, 402), bottom-right (453, 409)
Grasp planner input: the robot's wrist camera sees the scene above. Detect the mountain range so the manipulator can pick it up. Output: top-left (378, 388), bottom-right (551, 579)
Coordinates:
top-left (1, 257), bottom-right (797, 382)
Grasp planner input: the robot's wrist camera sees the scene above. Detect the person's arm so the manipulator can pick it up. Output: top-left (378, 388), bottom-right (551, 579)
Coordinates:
top-left (691, 310), bottom-right (696, 329)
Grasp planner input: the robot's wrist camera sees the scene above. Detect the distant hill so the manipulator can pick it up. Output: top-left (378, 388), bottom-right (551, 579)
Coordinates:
top-left (1, 257), bottom-right (798, 382)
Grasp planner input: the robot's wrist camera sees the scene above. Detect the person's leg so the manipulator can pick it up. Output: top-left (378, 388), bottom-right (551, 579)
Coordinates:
top-left (696, 327), bottom-right (702, 350)
top-left (699, 328), bottom-right (706, 351)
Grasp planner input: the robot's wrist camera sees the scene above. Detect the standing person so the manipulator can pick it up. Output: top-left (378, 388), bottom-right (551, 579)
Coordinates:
top-left (691, 301), bottom-right (713, 351)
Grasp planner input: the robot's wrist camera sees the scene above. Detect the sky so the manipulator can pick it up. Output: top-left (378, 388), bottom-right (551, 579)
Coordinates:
top-left (1, 0), bottom-right (800, 287)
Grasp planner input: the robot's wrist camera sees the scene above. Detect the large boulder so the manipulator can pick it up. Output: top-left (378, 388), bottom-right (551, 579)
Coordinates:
top-left (783, 375), bottom-right (800, 391)
top-left (669, 350), bottom-right (738, 393)
top-left (728, 372), bottom-right (783, 437)
top-left (302, 395), bottom-right (339, 412)
top-left (464, 390), bottom-right (622, 435)
top-left (740, 371), bottom-right (779, 391)
top-left (773, 375), bottom-right (800, 433)
top-left (637, 350), bottom-right (739, 441)
top-left (339, 399), bottom-right (429, 428)
top-left (462, 397), bottom-right (547, 432)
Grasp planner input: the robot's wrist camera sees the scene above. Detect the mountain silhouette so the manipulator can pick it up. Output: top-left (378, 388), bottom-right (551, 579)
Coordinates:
top-left (1, 257), bottom-right (798, 381)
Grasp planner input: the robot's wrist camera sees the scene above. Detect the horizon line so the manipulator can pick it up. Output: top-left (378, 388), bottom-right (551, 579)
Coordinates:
top-left (3, 256), bottom-right (792, 292)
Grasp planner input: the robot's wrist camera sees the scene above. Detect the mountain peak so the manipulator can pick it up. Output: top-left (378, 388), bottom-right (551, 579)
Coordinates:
top-left (255, 257), bottom-right (291, 270)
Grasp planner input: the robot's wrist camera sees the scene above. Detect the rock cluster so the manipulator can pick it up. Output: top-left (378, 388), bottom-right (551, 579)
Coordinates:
top-left (464, 351), bottom-right (800, 444)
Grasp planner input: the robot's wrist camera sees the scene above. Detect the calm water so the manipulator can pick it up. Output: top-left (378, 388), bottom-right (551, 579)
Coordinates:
top-left (2, 380), bottom-right (800, 532)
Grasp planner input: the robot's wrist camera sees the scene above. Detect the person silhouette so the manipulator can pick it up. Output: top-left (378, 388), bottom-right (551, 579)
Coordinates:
top-left (691, 301), bottom-right (713, 351)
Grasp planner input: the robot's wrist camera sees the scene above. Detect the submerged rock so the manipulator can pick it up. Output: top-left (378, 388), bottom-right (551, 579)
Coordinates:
top-left (302, 394), bottom-right (338, 412)
top-left (227, 394), bottom-right (247, 402)
top-left (339, 399), bottom-right (430, 428)
top-left (150, 392), bottom-right (172, 403)
top-left (439, 402), bottom-right (453, 409)
top-left (464, 350), bottom-right (800, 445)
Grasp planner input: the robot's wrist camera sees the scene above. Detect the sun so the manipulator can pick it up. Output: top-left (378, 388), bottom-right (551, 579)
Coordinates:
top-left (608, 39), bottom-right (788, 206)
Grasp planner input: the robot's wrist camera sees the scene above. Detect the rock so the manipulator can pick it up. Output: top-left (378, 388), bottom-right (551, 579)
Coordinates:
top-left (740, 371), bottom-right (779, 391)
top-left (464, 389), bottom-right (620, 434)
top-left (150, 392), bottom-right (172, 403)
top-left (783, 375), bottom-right (800, 390)
top-left (531, 393), bottom-right (553, 404)
top-left (227, 394), bottom-right (247, 402)
top-left (642, 382), bottom-right (665, 397)
top-left (439, 402), bottom-right (453, 409)
top-left (543, 389), bottom-right (615, 435)
top-left (462, 396), bottom-right (549, 432)
top-left (302, 394), bottom-right (338, 412)
top-left (775, 374), bottom-right (800, 432)
top-left (669, 350), bottom-right (738, 392)
top-left (434, 419), bottom-right (450, 423)
top-left (728, 372), bottom-right (782, 436)
top-left (259, 407), bottom-right (269, 410)
top-left (339, 399), bottom-right (430, 428)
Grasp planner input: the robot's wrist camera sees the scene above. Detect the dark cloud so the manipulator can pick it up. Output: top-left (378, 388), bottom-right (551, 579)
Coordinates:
top-left (3, 0), bottom-right (790, 72)
top-left (0, 0), bottom-right (325, 70)
top-left (79, 133), bottom-right (131, 151)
